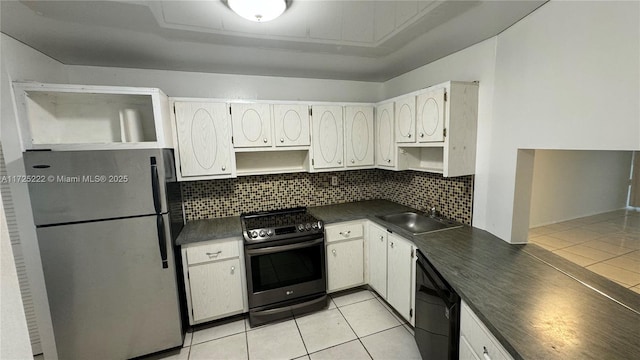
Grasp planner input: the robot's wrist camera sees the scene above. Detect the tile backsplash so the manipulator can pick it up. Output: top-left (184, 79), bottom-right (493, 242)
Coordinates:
top-left (181, 170), bottom-right (473, 225)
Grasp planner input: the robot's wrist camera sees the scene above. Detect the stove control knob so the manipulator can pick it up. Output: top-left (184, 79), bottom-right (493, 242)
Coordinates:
top-left (317, 221), bottom-right (323, 230)
top-left (259, 230), bottom-right (266, 237)
top-left (266, 229), bottom-right (273, 237)
top-left (251, 231), bottom-right (258, 238)
top-left (305, 223), bottom-right (312, 230)
top-left (298, 224), bottom-right (305, 232)
top-left (311, 222), bottom-right (318, 230)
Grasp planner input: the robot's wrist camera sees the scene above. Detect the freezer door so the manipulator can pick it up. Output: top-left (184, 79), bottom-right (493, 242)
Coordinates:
top-left (37, 215), bottom-right (183, 360)
top-left (24, 149), bottom-right (174, 225)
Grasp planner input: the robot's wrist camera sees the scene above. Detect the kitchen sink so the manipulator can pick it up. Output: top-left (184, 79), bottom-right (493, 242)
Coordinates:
top-left (376, 212), bottom-right (462, 235)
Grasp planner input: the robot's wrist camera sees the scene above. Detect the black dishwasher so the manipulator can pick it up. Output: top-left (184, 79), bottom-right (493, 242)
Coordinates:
top-left (414, 249), bottom-right (460, 360)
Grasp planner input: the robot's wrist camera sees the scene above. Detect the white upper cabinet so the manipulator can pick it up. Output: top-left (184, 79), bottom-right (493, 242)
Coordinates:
top-left (344, 105), bottom-right (374, 168)
top-left (13, 82), bottom-right (173, 151)
top-left (273, 104), bottom-right (310, 147)
top-left (375, 102), bottom-right (395, 168)
top-left (416, 88), bottom-right (446, 143)
top-left (173, 101), bottom-right (234, 180)
top-left (394, 95), bottom-right (416, 143)
top-left (311, 105), bottom-right (344, 170)
top-left (231, 103), bottom-right (272, 147)
top-left (396, 81), bottom-right (479, 177)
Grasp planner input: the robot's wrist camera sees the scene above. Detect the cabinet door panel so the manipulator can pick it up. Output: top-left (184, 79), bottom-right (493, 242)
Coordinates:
top-left (367, 225), bottom-right (388, 298)
top-left (395, 95), bottom-right (416, 143)
top-left (387, 234), bottom-right (413, 322)
top-left (327, 239), bottom-right (364, 292)
top-left (345, 106), bottom-right (374, 167)
top-left (174, 102), bottom-right (232, 177)
top-left (189, 258), bottom-right (243, 322)
top-left (375, 102), bottom-right (395, 167)
top-left (417, 88), bottom-right (445, 143)
top-left (274, 104), bottom-right (310, 147)
top-left (311, 105), bottom-right (344, 170)
top-left (231, 103), bottom-right (272, 147)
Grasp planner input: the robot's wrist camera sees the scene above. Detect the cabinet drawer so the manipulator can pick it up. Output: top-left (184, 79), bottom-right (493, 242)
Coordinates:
top-left (186, 240), bottom-right (240, 265)
top-left (325, 222), bottom-right (364, 242)
top-left (460, 301), bottom-right (512, 360)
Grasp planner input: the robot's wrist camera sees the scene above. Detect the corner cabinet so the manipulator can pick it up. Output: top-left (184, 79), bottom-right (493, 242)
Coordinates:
top-left (172, 101), bottom-right (235, 180)
top-left (344, 106), bottom-right (375, 168)
top-left (375, 102), bottom-right (396, 168)
top-left (325, 221), bottom-right (365, 292)
top-left (311, 105), bottom-right (344, 170)
top-left (13, 82), bottom-right (173, 151)
top-left (365, 222), bottom-right (416, 326)
top-left (181, 238), bottom-right (248, 325)
top-left (386, 232), bottom-right (416, 324)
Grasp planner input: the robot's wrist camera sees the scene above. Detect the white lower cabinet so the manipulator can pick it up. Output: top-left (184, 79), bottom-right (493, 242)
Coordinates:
top-left (460, 300), bottom-right (513, 360)
top-left (367, 224), bottom-right (388, 297)
top-left (181, 238), bottom-right (247, 325)
top-left (327, 239), bottom-right (365, 292)
top-left (386, 233), bottom-right (416, 324)
top-left (325, 221), bottom-right (365, 293)
top-left (365, 222), bottom-right (416, 325)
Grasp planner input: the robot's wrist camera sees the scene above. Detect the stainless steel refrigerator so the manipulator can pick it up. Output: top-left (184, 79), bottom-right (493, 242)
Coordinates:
top-left (24, 149), bottom-right (184, 360)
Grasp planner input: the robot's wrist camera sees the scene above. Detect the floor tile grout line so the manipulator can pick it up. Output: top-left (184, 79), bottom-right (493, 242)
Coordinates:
top-left (292, 315), bottom-right (311, 358)
top-left (190, 328), bottom-right (247, 347)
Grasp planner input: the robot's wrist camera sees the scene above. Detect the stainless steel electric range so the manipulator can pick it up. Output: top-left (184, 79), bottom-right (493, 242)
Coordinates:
top-left (241, 207), bottom-right (328, 326)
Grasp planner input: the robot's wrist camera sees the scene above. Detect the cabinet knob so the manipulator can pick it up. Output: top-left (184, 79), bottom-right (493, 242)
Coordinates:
top-left (420, 133), bottom-right (424, 138)
top-left (339, 230), bottom-right (351, 237)
top-left (263, 138), bottom-right (268, 143)
top-left (280, 138), bottom-right (284, 143)
top-left (386, 159), bottom-right (391, 163)
top-left (407, 133), bottom-right (412, 138)
top-left (351, 159), bottom-right (355, 164)
top-left (332, 249), bottom-right (337, 255)
top-left (390, 242), bottom-right (394, 248)
top-left (337, 160), bottom-right (342, 165)
top-left (483, 346), bottom-right (492, 360)
top-left (221, 165), bottom-right (226, 171)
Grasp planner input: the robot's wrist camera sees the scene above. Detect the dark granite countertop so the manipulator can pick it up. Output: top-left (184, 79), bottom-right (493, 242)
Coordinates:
top-left (176, 216), bottom-right (242, 245)
top-left (177, 199), bottom-right (640, 359)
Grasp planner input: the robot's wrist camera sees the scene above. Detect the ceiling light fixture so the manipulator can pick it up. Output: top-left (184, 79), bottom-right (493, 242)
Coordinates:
top-left (226, 0), bottom-right (289, 23)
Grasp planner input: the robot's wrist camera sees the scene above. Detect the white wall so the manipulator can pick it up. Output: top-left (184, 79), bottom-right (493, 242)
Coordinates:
top-left (66, 66), bottom-right (383, 102)
top-left (383, 1), bottom-right (640, 243)
top-left (529, 150), bottom-right (632, 227)
top-left (1, 33), bottom-right (66, 359)
top-left (488, 0), bottom-right (639, 242)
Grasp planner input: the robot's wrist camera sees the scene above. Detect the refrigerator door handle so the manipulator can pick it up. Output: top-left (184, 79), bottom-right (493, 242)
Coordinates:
top-left (150, 157), bottom-right (161, 214)
top-left (156, 215), bottom-right (169, 269)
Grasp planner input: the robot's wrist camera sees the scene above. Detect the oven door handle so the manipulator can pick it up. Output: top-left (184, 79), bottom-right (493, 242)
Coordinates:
top-left (245, 237), bottom-right (324, 255)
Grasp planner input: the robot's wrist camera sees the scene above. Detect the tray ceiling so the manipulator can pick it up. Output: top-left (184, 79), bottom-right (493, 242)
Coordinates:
top-left (0, 0), bottom-right (546, 81)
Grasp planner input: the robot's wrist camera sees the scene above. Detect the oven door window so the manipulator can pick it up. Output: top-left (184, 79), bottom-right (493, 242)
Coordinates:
top-left (251, 243), bottom-right (323, 292)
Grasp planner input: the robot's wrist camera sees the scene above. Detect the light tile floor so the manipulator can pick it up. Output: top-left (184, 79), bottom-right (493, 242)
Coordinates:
top-left (529, 208), bottom-right (640, 293)
top-left (144, 288), bottom-right (420, 360)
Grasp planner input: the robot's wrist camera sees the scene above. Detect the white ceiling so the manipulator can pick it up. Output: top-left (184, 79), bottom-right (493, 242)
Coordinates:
top-left (0, 0), bottom-right (546, 81)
